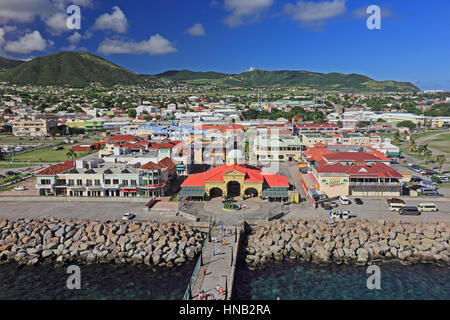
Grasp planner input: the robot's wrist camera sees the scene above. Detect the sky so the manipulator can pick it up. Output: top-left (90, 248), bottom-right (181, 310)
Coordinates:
top-left (0, 0), bottom-right (449, 90)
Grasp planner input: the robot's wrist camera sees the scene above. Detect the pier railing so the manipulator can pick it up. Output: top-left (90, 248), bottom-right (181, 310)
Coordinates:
top-left (182, 224), bottom-right (213, 300)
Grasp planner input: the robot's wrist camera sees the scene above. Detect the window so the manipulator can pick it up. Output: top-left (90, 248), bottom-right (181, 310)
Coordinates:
top-left (68, 179), bottom-right (74, 186)
top-left (95, 179), bottom-right (101, 186)
top-left (77, 179), bottom-right (82, 186)
top-left (122, 180), bottom-right (128, 186)
top-left (113, 179), bottom-right (119, 184)
top-left (131, 180), bottom-right (137, 186)
top-left (105, 179), bottom-right (111, 184)
top-left (86, 179), bottom-right (92, 186)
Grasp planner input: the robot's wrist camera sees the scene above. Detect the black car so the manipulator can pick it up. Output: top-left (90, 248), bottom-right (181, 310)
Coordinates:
top-left (411, 176), bottom-right (423, 182)
top-left (355, 198), bottom-right (363, 205)
top-left (399, 206), bottom-right (421, 216)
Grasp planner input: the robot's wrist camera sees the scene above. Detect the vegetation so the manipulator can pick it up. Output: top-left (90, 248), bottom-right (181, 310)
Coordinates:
top-left (5, 147), bottom-right (91, 162)
top-left (0, 52), bottom-right (138, 87)
top-left (425, 103), bottom-right (450, 117)
top-left (0, 52), bottom-right (419, 91)
top-left (0, 57), bottom-right (24, 70)
top-left (397, 120), bottom-right (417, 130)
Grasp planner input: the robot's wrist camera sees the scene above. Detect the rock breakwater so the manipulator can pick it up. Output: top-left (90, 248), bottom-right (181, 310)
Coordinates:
top-left (0, 218), bottom-right (206, 267)
top-left (244, 219), bottom-right (450, 269)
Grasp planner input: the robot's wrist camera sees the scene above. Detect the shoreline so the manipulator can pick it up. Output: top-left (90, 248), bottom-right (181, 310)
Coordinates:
top-left (0, 218), bottom-right (206, 268)
top-left (242, 219), bottom-right (450, 269)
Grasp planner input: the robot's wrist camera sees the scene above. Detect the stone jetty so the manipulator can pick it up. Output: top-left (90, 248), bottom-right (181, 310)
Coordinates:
top-left (0, 218), bottom-right (206, 267)
top-left (244, 219), bottom-right (450, 268)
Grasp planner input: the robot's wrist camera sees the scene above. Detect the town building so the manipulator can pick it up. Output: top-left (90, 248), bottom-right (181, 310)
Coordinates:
top-left (12, 115), bottom-right (58, 137)
top-left (179, 164), bottom-right (297, 202)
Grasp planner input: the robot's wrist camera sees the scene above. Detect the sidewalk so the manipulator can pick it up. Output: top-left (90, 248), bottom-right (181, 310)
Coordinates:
top-left (192, 226), bottom-right (236, 300)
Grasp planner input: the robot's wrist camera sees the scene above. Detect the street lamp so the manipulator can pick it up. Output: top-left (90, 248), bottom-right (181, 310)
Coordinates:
top-left (222, 274), bottom-right (228, 300)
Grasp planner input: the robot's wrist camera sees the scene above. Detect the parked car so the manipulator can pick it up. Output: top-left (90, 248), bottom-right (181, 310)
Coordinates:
top-left (408, 185), bottom-right (422, 191)
top-left (122, 213), bottom-right (136, 220)
top-left (387, 198), bottom-right (405, 204)
top-left (411, 176), bottom-right (423, 182)
top-left (354, 198), bottom-right (363, 205)
top-left (438, 176), bottom-right (449, 183)
top-left (332, 210), bottom-right (351, 220)
top-left (420, 189), bottom-right (444, 197)
top-left (339, 196), bottom-right (350, 205)
top-left (399, 206), bottom-right (421, 216)
top-left (418, 203), bottom-right (438, 212)
top-left (14, 186), bottom-right (26, 191)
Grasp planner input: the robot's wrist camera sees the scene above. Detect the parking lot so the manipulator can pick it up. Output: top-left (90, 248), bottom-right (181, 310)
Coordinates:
top-left (0, 201), bottom-right (148, 221)
top-left (288, 196), bottom-right (450, 222)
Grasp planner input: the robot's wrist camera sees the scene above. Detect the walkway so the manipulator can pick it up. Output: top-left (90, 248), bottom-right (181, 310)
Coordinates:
top-left (192, 226), bottom-right (237, 300)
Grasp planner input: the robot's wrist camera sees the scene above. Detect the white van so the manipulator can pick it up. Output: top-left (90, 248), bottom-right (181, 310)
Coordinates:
top-left (339, 196), bottom-right (350, 205)
top-left (418, 203), bottom-right (438, 212)
top-left (389, 203), bottom-right (405, 212)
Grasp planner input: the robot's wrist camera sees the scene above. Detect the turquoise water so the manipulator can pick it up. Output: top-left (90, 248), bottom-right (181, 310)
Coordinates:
top-left (0, 262), bottom-right (194, 300)
top-left (233, 261), bottom-right (450, 300)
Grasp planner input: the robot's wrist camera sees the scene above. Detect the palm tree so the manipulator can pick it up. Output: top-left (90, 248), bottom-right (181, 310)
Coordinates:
top-left (437, 155), bottom-right (446, 173)
top-left (424, 149), bottom-right (432, 164)
top-left (66, 150), bottom-right (77, 160)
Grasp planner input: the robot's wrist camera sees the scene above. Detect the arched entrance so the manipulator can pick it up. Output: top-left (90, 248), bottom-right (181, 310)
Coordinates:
top-left (209, 187), bottom-right (223, 198)
top-left (244, 188), bottom-right (258, 198)
top-left (227, 181), bottom-right (241, 198)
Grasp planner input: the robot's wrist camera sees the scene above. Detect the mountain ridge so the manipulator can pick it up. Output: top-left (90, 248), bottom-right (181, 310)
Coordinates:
top-left (0, 52), bottom-right (420, 91)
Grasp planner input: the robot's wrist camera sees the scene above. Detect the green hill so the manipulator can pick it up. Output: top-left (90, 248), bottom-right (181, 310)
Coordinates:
top-left (0, 51), bottom-right (420, 92)
top-left (156, 69), bottom-right (419, 92)
top-left (0, 52), bottom-right (138, 87)
top-left (0, 57), bottom-right (24, 70)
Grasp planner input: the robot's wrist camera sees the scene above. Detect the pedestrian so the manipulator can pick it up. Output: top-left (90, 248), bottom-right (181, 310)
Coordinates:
top-left (202, 267), bottom-right (206, 276)
top-left (199, 292), bottom-right (203, 300)
top-left (216, 284), bottom-right (220, 292)
top-left (217, 248), bottom-right (221, 255)
top-left (212, 248), bottom-right (215, 256)
top-left (223, 239), bottom-right (226, 245)
top-left (220, 287), bottom-right (223, 295)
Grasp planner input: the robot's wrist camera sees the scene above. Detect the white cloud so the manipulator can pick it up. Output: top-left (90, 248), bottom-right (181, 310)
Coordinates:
top-left (4, 30), bottom-right (54, 54)
top-left (45, 12), bottom-right (69, 35)
top-left (284, 0), bottom-right (346, 29)
top-left (0, 0), bottom-right (92, 25)
top-left (247, 67), bottom-right (256, 72)
top-left (186, 23), bottom-right (206, 36)
top-left (93, 6), bottom-right (128, 33)
top-left (224, 0), bottom-right (274, 27)
top-left (67, 31), bottom-right (82, 44)
top-left (97, 34), bottom-right (177, 56)
top-left (61, 44), bottom-right (87, 51)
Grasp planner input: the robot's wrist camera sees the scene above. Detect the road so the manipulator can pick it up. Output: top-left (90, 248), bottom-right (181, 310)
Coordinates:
top-left (287, 196), bottom-right (450, 223)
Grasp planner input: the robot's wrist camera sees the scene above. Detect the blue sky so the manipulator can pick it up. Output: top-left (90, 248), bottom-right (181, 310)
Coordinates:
top-left (0, 0), bottom-right (449, 90)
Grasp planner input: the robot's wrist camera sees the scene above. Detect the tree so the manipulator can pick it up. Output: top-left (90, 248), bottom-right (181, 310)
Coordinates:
top-left (127, 109), bottom-right (137, 118)
top-left (424, 149), bottom-right (432, 164)
top-left (437, 155), bottom-right (446, 173)
top-left (397, 120), bottom-right (417, 130)
top-left (337, 120), bottom-right (343, 128)
top-left (66, 150), bottom-right (77, 160)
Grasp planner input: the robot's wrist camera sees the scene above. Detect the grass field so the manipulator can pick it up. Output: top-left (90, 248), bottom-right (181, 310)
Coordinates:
top-left (0, 135), bottom-right (67, 145)
top-left (5, 146), bottom-right (95, 162)
top-left (0, 163), bottom-right (33, 168)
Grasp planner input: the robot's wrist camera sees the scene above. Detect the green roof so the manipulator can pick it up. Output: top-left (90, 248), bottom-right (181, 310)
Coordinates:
top-left (262, 187), bottom-right (289, 198)
top-left (179, 186), bottom-right (205, 197)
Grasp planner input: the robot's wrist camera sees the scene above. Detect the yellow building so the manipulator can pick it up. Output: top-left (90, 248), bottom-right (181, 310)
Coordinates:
top-left (12, 116), bottom-right (57, 137)
top-left (179, 164), bottom-right (294, 202)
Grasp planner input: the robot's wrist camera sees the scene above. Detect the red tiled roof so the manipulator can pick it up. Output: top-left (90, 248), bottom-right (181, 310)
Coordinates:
top-left (36, 161), bottom-right (75, 175)
top-left (181, 164), bottom-right (289, 187)
top-left (316, 163), bottom-right (402, 178)
top-left (107, 135), bottom-right (137, 142)
top-left (262, 174), bottom-right (289, 187)
top-left (140, 161), bottom-right (161, 170)
top-left (323, 152), bottom-right (384, 163)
